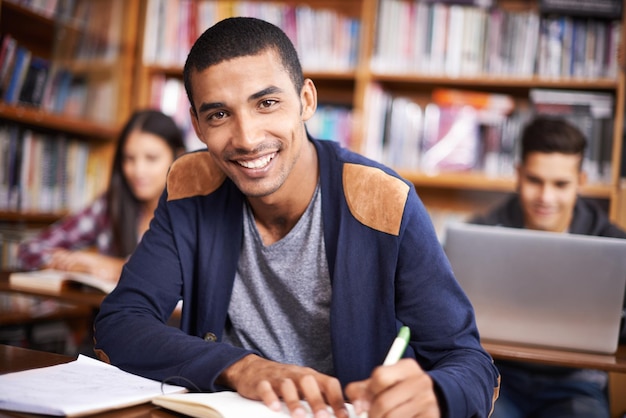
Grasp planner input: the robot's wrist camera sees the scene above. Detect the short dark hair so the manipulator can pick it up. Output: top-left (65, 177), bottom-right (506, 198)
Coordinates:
top-left (183, 17), bottom-right (304, 114)
top-left (520, 116), bottom-right (587, 168)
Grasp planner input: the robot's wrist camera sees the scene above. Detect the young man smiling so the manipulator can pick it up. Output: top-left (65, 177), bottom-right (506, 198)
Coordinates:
top-left (94, 17), bottom-right (499, 418)
top-left (472, 116), bottom-right (626, 418)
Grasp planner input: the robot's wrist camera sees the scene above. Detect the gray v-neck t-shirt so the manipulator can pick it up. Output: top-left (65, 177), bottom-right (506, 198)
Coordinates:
top-left (222, 185), bottom-right (334, 375)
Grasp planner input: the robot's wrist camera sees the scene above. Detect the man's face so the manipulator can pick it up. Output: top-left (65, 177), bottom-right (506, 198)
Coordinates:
top-left (517, 152), bottom-right (586, 233)
top-left (189, 49), bottom-right (316, 199)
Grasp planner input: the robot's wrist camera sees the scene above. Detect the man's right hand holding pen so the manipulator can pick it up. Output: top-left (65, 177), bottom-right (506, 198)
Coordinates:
top-left (345, 326), bottom-right (442, 418)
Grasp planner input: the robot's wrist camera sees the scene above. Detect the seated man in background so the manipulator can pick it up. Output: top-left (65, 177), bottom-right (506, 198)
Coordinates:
top-left (94, 17), bottom-right (500, 418)
top-left (471, 116), bottom-right (626, 418)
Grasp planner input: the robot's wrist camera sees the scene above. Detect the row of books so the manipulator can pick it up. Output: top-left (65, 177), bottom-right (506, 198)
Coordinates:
top-left (0, 38), bottom-right (50, 107)
top-left (7, 0), bottom-right (124, 62)
top-left (372, 0), bottom-right (621, 79)
top-left (142, 0), bottom-right (361, 72)
top-left (0, 122), bottom-right (107, 214)
top-left (305, 104), bottom-right (353, 149)
top-left (5, 0), bottom-right (78, 20)
top-left (149, 74), bottom-right (205, 151)
top-left (362, 85), bottom-right (615, 183)
top-left (0, 222), bottom-right (40, 270)
top-left (0, 34), bottom-right (117, 123)
top-left (539, 15), bottom-right (622, 79)
top-left (60, 0), bottom-right (125, 63)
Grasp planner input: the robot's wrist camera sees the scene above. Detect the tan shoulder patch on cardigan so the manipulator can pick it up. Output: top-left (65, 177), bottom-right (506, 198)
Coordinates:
top-left (166, 152), bottom-right (227, 201)
top-left (343, 163), bottom-right (409, 236)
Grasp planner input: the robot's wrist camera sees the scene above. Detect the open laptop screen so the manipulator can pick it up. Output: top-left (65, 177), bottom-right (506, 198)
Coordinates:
top-left (444, 222), bottom-right (626, 354)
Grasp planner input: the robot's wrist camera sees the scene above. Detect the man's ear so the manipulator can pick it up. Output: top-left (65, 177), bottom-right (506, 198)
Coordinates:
top-left (515, 163), bottom-right (522, 191)
top-left (189, 106), bottom-right (204, 143)
top-left (300, 78), bottom-right (317, 122)
top-left (578, 169), bottom-right (587, 187)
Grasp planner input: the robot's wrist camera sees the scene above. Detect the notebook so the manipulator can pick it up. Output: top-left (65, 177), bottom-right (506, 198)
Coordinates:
top-left (444, 222), bottom-right (626, 354)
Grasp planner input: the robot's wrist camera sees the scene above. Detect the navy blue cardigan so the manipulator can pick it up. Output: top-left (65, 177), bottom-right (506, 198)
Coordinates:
top-left (94, 138), bottom-right (499, 417)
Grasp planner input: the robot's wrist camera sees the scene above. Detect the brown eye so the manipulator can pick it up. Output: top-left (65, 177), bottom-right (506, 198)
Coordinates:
top-left (209, 111), bottom-right (227, 121)
top-left (259, 99), bottom-right (277, 109)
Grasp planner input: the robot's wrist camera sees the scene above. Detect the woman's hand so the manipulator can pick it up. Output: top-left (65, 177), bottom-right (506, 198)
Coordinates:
top-left (46, 248), bottom-right (125, 283)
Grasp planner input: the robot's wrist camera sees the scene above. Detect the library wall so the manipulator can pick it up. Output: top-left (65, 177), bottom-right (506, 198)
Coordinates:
top-left (1, 0), bottom-right (626, 259)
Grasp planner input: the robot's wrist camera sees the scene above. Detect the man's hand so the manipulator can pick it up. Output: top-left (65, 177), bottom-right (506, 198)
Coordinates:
top-left (218, 354), bottom-right (350, 418)
top-left (345, 358), bottom-right (441, 418)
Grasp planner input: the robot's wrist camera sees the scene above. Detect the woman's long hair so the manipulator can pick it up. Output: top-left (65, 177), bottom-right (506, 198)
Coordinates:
top-left (106, 110), bottom-right (185, 257)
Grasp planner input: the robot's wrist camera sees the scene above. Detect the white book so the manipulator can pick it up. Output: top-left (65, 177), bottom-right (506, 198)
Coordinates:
top-left (445, 5), bottom-right (464, 77)
top-left (9, 268), bottom-right (117, 294)
top-left (0, 355), bottom-right (187, 417)
top-left (153, 391), bottom-right (358, 418)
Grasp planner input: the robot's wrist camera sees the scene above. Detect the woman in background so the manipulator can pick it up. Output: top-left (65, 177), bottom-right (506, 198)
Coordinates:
top-left (18, 109), bottom-right (186, 283)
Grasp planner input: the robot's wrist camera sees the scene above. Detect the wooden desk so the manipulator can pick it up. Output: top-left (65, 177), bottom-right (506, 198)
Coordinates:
top-left (0, 345), bottom-right (176, 418)
top-left (483, 339), bottom-right (626, 418)
top-left (1, 341), bottom-right (625, 417)
top-left (0, 271), bottom-right (181, 344)
top-left (0, 271), bottom-right (102, 353)
top-left (483, 339), bottom-right (626, 373)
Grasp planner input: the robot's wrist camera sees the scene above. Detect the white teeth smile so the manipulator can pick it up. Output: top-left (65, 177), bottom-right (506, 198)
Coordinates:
top-left (237, 153), bottom-right (275, 169)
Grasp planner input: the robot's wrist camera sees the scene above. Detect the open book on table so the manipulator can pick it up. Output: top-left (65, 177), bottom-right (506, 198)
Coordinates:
top-left (9, 268), bottom-right (117, 294)
top-left (152, 391), bottom-right (358, 418)
top-left (0, 355), bottom-right (187, 417)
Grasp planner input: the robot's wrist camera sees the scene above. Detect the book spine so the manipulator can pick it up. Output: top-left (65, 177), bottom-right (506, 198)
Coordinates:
top-left (3, 47), bottom-right (32, 104)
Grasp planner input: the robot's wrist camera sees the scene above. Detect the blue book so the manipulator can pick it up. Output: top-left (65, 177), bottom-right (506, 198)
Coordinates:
top-left (18, 56), bottom-right (50, 107)
top-left (3, 46), bottom-right (31, 104)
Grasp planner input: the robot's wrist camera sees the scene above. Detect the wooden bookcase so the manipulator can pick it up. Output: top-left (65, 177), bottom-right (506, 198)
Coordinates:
top-left (356, 0), bottom-right (625, 234)
top-left (130, 0), bottom-right (626, 234)
top-left (0, 0), bottom-right (140, 215)
top-left (0, 0), bottom-right (140, 269)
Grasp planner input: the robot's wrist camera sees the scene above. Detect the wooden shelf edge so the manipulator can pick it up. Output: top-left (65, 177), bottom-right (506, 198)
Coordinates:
top-left (140, 63), bottom-right (358, 80)
top-left (401, 170), bottom-right (516, 192)
top-left (0, 211), bottom-right (66, 224)
top-left (0, 103), bottom-right (118, 140)
top-left (1, 1), bottom-right (55, 27)
top-left (399, 170), bottom-right (613, 198)
top-left (371, 73), bottom-right (619, 90)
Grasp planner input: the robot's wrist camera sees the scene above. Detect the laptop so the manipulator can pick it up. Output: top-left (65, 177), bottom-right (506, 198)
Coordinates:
top-left (444, 222), bottom-right (626, 354)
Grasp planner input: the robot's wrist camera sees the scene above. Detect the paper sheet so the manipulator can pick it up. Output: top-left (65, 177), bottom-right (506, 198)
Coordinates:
top-left (0, 354), bottom-right (187, 416)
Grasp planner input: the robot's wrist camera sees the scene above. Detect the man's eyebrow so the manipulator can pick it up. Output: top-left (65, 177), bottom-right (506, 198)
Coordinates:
top-left (197, 101), bottom-right (224, 115)
top-left (196, 86), bottom-right (284, 115)
top-left (249, 86), bottom-right (283, 101)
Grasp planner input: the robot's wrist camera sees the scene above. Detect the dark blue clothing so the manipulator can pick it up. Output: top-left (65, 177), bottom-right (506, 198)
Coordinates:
top-left (94, 138), bottom-right (499, 417)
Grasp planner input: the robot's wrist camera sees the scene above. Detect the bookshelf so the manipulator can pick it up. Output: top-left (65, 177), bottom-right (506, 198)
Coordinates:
top-left (375, 0), bottom-right (624, 233)
top-left (133, 0), bottom-right (362, 150)
top-left (0, 0), bottom-right (140, 269)
top-left (130, 0), bottom-right (626, 234)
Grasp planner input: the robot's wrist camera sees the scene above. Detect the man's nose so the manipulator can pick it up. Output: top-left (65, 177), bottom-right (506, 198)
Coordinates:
top-left (231, 113), bottom-right (263, 150)
top-left (539, 185), bottom-right (555, 201)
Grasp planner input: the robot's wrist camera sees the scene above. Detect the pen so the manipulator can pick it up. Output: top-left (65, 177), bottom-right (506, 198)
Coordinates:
top-left (358, 326), bottom-right (411, 418)
top-left (382, 326), bottom-right (411, 366)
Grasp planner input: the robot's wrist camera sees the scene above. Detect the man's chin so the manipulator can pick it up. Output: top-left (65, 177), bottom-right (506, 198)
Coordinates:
top-left (532, 222), bottom-right (562, 233)
top-left (527, 215), bottom-right (561, 232)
